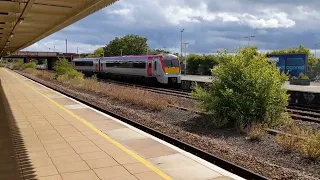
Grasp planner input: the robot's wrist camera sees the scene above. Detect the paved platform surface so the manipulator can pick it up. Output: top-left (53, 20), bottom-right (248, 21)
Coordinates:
top-left (181, 75), bottom-right (320, 93)
top-left (181, 75), bottom-right (212, 83)
top-left (0, 68), bottom-right (243, 180)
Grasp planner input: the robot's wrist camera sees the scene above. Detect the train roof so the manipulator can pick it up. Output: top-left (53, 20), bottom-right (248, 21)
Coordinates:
top-left (101, 54), bottom-right (162, 59)
top-left (72, 54), bottom-right (179, 62)
top-left (72, 58), bottom-right (100, 62)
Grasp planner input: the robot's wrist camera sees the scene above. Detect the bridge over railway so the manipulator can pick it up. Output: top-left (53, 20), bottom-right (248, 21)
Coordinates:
top-left (3, 51), bottom-right (78, 69)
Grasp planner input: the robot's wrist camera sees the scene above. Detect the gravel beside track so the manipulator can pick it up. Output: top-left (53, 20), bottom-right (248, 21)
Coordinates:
top-left (17, 71), bottom-right (320, 180)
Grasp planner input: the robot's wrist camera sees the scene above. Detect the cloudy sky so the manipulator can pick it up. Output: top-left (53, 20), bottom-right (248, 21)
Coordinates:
top-left (23, 0), bottom-right (320, 55)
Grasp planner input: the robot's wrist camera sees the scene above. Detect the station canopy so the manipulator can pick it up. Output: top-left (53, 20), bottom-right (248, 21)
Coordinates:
top-left (0, 0), bottom-right (117, 56)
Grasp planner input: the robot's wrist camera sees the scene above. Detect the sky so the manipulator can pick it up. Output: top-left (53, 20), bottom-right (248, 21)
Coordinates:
top-left (23, 0), bottom-right (320, 55)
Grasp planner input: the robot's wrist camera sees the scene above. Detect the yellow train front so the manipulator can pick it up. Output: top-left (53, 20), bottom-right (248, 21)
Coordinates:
top-left (156, 54), bottom-right (181, 85)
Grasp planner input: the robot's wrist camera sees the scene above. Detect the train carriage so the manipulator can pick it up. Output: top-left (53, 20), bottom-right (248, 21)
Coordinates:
top-left (72, 54), bottom-right (181, 85)
top-left (71, 58), bottom-right (100, 75)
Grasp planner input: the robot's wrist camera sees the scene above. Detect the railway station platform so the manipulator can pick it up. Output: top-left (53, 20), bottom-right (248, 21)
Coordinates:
top-left (181, 75), bottom-right (320, 107)
top-left (0, 68), bottom-right (243, 180)
top-left (181, 75), bottom-right (320, 93)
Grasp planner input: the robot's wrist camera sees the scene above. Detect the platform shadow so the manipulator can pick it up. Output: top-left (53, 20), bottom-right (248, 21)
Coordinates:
top-left (0, 79), bottom-right (37, 180)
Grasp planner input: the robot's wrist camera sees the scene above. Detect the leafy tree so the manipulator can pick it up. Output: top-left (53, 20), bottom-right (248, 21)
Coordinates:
top-left (186, 54), bottom-right (204, 74)
top-left (201, 55), bottom-right (219, 75)
top-left (186, 54), bottom-right (219, 75)
top-left (104, 34), bottom-right (149, 56)
top-left (192, 47), bottom-right (289, 131)
top-left (148, 49), bottom-right (170, 55)
top-left (308, 61), bottom-right (320, 81)
top-left (87, 47), bottom-right (104, 58)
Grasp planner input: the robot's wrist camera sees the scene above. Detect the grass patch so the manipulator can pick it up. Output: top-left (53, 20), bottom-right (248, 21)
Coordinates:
top-left (276, 121), bottom-right (302, 153)
top-left (299, 128), bottom-right (320, 161)
top-left (246, 123), bottom-right (266, 141)
top-left (99, 83), bottom-right (168, 110)
top-left (11, 60), bottom-right (36, 70)
top-left (20, 60), bottom-right (168, 110)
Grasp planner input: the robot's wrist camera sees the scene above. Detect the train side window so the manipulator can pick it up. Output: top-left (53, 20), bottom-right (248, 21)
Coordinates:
top-left (75, 61), bottom-right (93, 66)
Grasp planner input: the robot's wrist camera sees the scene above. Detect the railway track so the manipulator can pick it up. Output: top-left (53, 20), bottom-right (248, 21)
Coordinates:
top-left (168, 105), bottom-right (309, 141)
top-left (288, 105), bottom-right (320, 123)
top-left (99, 79), bottom-right (194, 99)
top-left (104, 79), bottom-right (320, 124)
top-left (15, 70), bottom-right (267, 180)
top-left (169, 104), bottom-right (320, 125)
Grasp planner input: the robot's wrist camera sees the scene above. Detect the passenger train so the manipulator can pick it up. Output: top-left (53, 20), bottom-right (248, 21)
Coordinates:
top-left (71, 54), bottom-right (182, 85)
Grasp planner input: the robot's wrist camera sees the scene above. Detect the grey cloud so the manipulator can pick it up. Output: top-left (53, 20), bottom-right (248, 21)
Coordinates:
top-left (26, 0), bottom-right (320, 54)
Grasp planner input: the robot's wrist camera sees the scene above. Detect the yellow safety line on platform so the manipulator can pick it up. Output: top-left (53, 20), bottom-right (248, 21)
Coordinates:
top-left (7, 69), bottom-right (172, 180)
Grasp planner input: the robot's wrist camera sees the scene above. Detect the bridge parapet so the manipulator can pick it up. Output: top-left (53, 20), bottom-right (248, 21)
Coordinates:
top-left (7, 51), bottom-right (58, 57)
top-left (4, 51), bottom-right (76, 59)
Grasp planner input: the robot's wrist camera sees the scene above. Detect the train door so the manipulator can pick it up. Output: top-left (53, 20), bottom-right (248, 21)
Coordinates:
top-left (152, 57), bottom-right (159, 77)
top-left (152, 57), bottom-right (165, 83)
top-left (93, 59), bottom-right (99, 73)
top-left (147, 57), bottom-right (152, 76)
top-left (99, 58), bottom-right (104, 73)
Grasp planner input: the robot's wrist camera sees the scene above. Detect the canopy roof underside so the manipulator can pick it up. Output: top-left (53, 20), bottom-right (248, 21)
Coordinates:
top-left (0, 0), bottom-right (117, 56)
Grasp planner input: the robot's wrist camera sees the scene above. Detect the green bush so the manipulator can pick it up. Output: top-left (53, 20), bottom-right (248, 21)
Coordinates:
top-left (11, 60), bottom-right (36, 70)
top-left (12, 60), bottom-right (24, 70)
top-left (191, 47), bottom-right (289, 131)
top-left (55, 59), bottom-right (73, 76)
top-left (307, 61), bottom-right (320, 81)
top-left (187, 54), bottom-right (204, 74)
top-left (298, 73), bottom-right (309, 80)
top-left (21, 62), bottom-right (36, 70)
top-left (54, 58), bottom-right (83, 80)
top-left (186, 54), bottom-right (218, 75)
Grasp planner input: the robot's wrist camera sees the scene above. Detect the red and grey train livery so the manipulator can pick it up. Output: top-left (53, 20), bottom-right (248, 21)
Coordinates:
top-left (71, 54), bottom-right (181, 84)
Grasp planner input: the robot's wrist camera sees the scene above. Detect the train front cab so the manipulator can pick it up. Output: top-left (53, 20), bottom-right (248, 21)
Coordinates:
top-left (149, 54), bottom-right (181, 85)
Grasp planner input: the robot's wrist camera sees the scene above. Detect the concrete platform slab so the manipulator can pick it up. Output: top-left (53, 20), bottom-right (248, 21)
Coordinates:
top-left (150, 154), bottom-right (223, 180)
top-left (64, 104), bottom-right (87, 110)
top-left (106, 128), bottom-right (148, 141)
top-left (181, 75), bottom-right (212, 83)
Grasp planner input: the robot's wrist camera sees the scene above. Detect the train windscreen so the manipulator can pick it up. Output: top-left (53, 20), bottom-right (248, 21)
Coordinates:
top-left (164, 58), bottom-right (179, 67)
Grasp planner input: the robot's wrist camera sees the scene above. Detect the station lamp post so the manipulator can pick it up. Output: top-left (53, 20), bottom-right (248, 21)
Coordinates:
top-left (77, 47), bottom-right (80, 58)
top-left (243, 35), bottom-right (255, 46)
top-left (183, 42), bottom-right (189, 75)
top-left (180, 29), bottom-right (185, 58)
